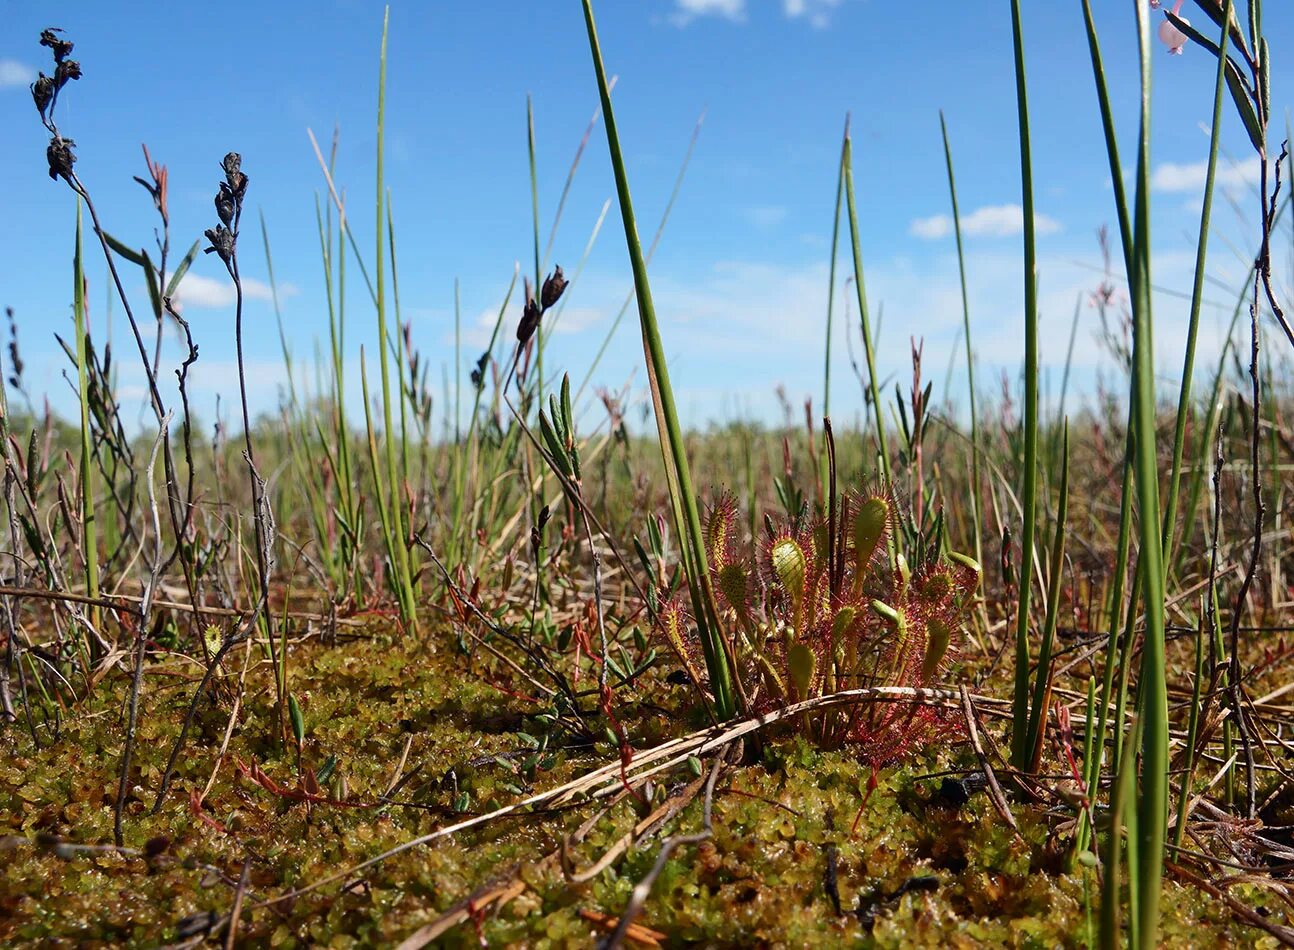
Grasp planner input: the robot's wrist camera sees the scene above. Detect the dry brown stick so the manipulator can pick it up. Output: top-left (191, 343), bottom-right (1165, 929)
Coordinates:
top-left (1167, 861), bottom-right (1294, 947)
top-left (251, 686), bottom-right (990, 913)
top-left (563, 774), bottom-right (706, 883)
top-left (959, 685), bottom-right (1019, 833)
top-left (224, 859), bottom-right (251, 950)
top-left (395, 879), bottom-right (529, 950)
top-left (581, 909), bottom-right (666, 948)
top-left (601, 748), bottom-right (728, 949)
top-left (0, 583), bottom-right (370, 627)
top-left (200, 638), bottom-right (255, 803)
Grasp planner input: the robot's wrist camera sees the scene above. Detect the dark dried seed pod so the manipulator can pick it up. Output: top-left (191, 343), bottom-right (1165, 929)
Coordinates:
top-left (39, 29), bottom-right (74, 63)
top-left (516, 298), bottom-right (542, 346)
top-left (203, 225), bottom-right (236, 264)
top-left (31, 74), bottom-right (54, 119)
top-left (54, 59), bottom-right (81, 88)
top-left (540, 265), bottom-right (567, 310)
top-left (221, 152), bottom-right (247, 199)
top-left (46, 135), bottom-right (76, 181)
top-left (214, 184), bottom-right (236, 227)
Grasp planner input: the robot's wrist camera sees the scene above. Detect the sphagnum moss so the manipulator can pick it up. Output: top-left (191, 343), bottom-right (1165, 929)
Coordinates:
top-left (0, 627), bottom-right (1274, 948)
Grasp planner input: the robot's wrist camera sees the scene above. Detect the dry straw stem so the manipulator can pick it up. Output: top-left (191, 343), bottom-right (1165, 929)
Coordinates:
top-left (252, 686), bottom-right (993, 912)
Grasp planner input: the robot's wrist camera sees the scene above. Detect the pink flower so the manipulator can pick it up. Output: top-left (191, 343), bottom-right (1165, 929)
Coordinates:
top-left (1158, 0), bottom-right (1189, 55)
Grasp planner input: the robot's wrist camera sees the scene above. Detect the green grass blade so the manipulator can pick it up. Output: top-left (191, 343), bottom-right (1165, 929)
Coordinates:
top-left (1128, 3), bottom-right (1169, 943)
top-left (1161, 0), bottom-right (1233, 577)
top-left (373, 6), bottom-right (416, 629)
top-left (842, 134), bottom-right (891, 485)
top-left (73, 200), bottom-right (99, 626)
top-left (1007, 0), bottom-right (1041, 771)
top-left (580, 0), bottom-right (735, 718)
top-left (939, 110), bottom-right (983, 580)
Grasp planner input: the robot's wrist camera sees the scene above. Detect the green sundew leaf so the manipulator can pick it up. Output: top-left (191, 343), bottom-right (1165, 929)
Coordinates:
top-left (203, 625), bottom-right (222, 655)
top-left (787, 642), bottom-right (816, 699)
top-left (103, 232), bottom-right (147, 267)
top-left (853, 497), bottom-right (889, 582)
top-left (830, 606), bottom-right (856, 665)
top-left (771, 537), bottom-right (807, 605)
top-left (1224, 57), bottom-right (1265, 153)
top-left (922, 617), bottom-right (952, 683)
top-left (164, 239), bottom-right (203, 299)
top-left (869, 599), bottom-right (900, 625)
top-left (947, 551), bottom-right (982, 581)
top-left (288, 694), bottom-right (305, 747)
top-left (717, 563), bottom-right (749, 616)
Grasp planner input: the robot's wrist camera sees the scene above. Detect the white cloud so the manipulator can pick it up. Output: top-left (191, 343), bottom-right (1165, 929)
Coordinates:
top-left (172, 272), bottom-right (297, 310)
top-left (0, 59), bottom-right (35, 89)
top-left (671, 0), bottom-right (746, 25)
top-left (1150, 159), bottom-right (1263, 193)
top-left (783, 0), bottom-right (843, 28)
top-left (909, 204), bottom-right (1061, 240)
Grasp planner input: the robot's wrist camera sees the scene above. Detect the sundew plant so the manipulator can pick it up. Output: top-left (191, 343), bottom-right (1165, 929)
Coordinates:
top-left (0, 1), bottom-right (1292, 947)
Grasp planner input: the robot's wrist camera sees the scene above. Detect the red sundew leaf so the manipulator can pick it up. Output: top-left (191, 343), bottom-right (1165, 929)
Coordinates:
top-left (188, 791), bottom-right (227, 834)
top-left (232, 758), bottom-right (374, 808)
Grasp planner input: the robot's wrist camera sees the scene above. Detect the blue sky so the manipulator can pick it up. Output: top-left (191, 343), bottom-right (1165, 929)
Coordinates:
top-left (1, 1), bottom-right (1289, 433)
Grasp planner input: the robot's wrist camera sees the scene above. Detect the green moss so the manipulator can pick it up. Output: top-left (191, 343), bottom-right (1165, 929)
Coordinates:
top-left (0, 627), bottom-right (1278, 947)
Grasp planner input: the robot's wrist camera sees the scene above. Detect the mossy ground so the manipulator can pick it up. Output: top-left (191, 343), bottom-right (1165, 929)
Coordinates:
top-left (0, 625), bottom-right (1277, 948)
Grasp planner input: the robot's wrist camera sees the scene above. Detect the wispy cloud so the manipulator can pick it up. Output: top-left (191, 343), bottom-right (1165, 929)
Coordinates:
top-left (670, 0), bottom-right (746, 26)
top-left (172, 272), bottom-right (298, 310)
top-left (908, 204), bottom-right (1061, 240)
top-left (671, 0), bottom-right (844, 27)
top-left (782, 0), bottom-right (843, 28)
top-left (1150, 158), bottom-right (1262, 193)
top-left (0, 59), bottom-right (35, 89)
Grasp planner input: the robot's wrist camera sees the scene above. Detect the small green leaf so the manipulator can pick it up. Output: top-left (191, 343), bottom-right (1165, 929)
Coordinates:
top-left (164, 239), bottom-right (203, 299)
top-left (316, 754), bottom-right (338, 785)
top-left (539, 410), bottom-right (571, 478)
top-left (103, 232), bottom-right (147, 267)
top-left (1167, 11), bottom-right (1221, 58)
top-left (1224, 57), bottom-right (1265, 153)
top-left (288, 694), bottom-right (306, 747)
